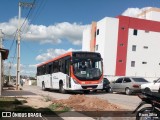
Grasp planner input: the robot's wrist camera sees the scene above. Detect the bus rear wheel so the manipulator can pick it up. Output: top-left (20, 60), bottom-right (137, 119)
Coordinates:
top-left (59, 82), bottom-right (67, 94)
top-left (42, 82), bottom-right (46, 91)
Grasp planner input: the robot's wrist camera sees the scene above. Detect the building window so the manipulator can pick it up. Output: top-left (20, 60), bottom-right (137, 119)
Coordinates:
top-left (144, 46), bottom-right (148, 49)
top-left (132, 45), bottom-right (136, 51)
top-left (96, 45), bottom-right (98, 51)
top-left (120, 43), bottom-right (124, 46)
top-left (119, 60), bottom-right (123, 63)
top-left (142, 62), bottom-right (147, 64)
top-left (121, 27), bottom-right (125, 30)
top-left (133, 29), bottom-right (138, 35)
top-left (131, 61), bottom-right (135, 67)
top-left (97, 29), bottom-right (99, 35)
top-left (145, 30), bottom-right (149, 33)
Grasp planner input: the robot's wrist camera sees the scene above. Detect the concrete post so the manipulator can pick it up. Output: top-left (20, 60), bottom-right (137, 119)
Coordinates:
top-left (0, 29), bottom-right (3, 96)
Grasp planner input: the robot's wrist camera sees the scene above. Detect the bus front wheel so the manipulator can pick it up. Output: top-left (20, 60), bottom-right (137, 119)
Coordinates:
top-left (59, 82), bottom-right (67, 94)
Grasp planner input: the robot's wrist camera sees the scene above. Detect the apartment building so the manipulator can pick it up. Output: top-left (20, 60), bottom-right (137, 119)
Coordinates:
top-left (82, 7), bottom-right (160, 80)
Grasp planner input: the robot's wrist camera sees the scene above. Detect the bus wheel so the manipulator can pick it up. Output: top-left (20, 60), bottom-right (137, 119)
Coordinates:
top-left (59, 82), bottom-right (67, 94)
top-left (42, 82), bottom-right (46, 91)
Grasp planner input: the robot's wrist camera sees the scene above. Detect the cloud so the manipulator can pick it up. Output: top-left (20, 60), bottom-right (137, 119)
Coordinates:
top-left (28, 64), bottom-right (38, 68)
top-left (36, 48), bottom-right (80, 62)
top-left (4, 61), bottom-right (37, 76)
top-left (122, 7), bottom-right (152, 17)
top-left (0, 17), bottom-right (89, 45)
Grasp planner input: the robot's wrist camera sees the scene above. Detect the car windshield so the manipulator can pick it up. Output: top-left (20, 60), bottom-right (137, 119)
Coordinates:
top-left (132, 78), bottom-right (148, 82)
top-left (73, 59), bottom-right (102, 80)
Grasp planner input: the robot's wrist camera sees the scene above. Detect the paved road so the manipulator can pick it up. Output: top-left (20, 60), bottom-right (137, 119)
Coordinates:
top-left (2, 85), bottom-right (139, 120)
top-left (22, 85), bottom-right (141, 110)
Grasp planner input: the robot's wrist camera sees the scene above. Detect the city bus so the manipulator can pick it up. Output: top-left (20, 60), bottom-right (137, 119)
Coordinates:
top-left (37, 51), bottom-right (103, 94)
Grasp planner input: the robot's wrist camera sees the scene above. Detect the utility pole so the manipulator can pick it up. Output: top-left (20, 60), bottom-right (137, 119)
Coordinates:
top-left (16, 2), bottom-right (33, 90)
top-left (8, 61), bottom-right (11, 84)
top-left (0, 29), bottom-right (3, 95)
top-left (0, 29), bottom-right (3, 48)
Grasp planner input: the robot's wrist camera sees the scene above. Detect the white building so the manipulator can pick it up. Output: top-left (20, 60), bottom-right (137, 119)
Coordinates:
top-left (82, 7), bottom-right (160, 81)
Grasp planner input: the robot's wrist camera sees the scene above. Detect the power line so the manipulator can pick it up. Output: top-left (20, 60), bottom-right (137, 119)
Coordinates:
top-left (20, 0), bottom-right (36, 33)
top-left (21, 0), bottom-right (46, 35)
top-left (8, 1), bottom-right (35, 61)
top-left (30, 0), bottom-right (46, 24)
top-left (9, 29), bottom-right (18, 52)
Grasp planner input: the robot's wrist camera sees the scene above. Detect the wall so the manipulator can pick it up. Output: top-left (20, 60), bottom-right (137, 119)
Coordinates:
top-left (96, 17), bottom-right (119, 76)
top-left (82, 28), bottom-right (91, 51)
top-left (126, 29), bottom-right (160, 77)
top-left (137, 8), bottom-right (160, 22)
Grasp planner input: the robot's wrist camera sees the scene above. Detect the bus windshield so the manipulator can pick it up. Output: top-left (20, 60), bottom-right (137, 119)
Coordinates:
top-left (73, 58), bottom-right (102, 80)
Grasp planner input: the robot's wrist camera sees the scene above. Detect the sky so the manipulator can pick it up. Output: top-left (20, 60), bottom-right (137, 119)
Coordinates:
top-left (0, 0), bottom-right (160, 77)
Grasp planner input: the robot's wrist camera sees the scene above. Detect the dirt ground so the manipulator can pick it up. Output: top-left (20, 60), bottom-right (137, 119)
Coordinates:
top-left (53, 94), bottom-right (121, 111)
top-left (22, 96), bottom-right (52, 109)
top-left (21, 94), bottom-right (121, 111)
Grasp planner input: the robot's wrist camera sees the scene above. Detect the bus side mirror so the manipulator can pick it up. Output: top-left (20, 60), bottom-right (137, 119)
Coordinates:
top-left (153, 80), bottom-right (157, 84)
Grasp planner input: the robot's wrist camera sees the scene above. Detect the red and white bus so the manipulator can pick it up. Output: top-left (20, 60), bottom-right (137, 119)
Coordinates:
top-left (37, 51), bottom-right (103, 93)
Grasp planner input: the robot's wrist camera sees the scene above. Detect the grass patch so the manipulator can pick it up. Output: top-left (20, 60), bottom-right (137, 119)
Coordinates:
top-left (44, 96), bottom-right (51, 102)
top-left (49, 103), bottom-right (71, 112)
top-left (0, 97), bottom-right (64, 117)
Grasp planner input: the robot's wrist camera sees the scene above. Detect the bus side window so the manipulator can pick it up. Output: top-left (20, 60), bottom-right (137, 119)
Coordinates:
top-left (47, 64), bottom-right (52, 74)
top-left (52, 62), bottom-right (55, 73)
top-left (65, 59), bottom-right (70, 75)
top-left (37, 67), bottom-right (39, 76)
top-left (40, 67), bottom-right (42, 75)
top-left (59, 60), bottom-right (62, 72)
top-left (43, 65), bottom-right (47, 74)
top-left (43, 65), bottom-right (46, 74)
top-left (53, 61), bottom-right (59, 73)
top-left (53, 62), bottom-right (56, 73)
top-left (61, 60), bottom-right (66, 73)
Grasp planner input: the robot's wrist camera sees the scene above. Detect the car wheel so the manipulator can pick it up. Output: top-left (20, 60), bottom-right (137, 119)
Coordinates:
top-left (108, 87), bottom-right (113, 93)
top-left (144, 87), bottom-right (151, 93)
top-left (107, 87), bottom-right (113, 93)
top-left (125, 88), bottom-right (132, 95)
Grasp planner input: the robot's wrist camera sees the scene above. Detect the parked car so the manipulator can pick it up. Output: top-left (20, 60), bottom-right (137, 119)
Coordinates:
top-left (93, 78), bottom-right (111, 93)
top-left (141, 78), bottom-right (160, 92)
top-left (102, 78), bottom-right (112, 92)
top-left (110, 77), bottom-right (149, 95)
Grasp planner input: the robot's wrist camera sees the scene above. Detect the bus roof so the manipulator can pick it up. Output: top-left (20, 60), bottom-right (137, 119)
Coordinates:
top-left (37, 51), bottom-right (100, 67)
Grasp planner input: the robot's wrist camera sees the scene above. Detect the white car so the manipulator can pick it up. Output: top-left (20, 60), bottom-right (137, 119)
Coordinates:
top-left (141, 79), bottom-right (160, 92)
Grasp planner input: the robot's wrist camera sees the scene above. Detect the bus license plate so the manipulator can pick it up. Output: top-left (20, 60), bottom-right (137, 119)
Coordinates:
top-left (87, 87), bottom-right (92, 89)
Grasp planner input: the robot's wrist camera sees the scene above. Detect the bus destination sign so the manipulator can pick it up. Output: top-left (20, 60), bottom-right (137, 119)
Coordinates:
top-left (73, 53), bottom-right (100, 58)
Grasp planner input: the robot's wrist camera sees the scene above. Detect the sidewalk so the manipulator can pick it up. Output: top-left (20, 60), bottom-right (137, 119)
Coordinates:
top-left (2, 88), bottom-right (37, 97)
